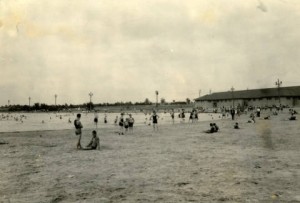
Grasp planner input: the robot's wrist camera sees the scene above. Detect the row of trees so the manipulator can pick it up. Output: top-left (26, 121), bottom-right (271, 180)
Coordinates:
top-left (1, 98), bottom-right (193, 112)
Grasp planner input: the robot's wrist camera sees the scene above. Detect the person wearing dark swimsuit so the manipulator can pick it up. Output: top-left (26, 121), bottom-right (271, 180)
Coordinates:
top-left (118, 114), bottom-right (124, 135)
top-left (151, 111), bottom-right (159, 131)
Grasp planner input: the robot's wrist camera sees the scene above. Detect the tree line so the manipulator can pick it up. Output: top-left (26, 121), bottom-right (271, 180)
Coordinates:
top-left (1, 98), bottom-right (193, 112)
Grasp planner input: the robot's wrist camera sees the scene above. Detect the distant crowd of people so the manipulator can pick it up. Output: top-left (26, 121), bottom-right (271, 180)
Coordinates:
top-left (4, 105), bottom-right (295, 151)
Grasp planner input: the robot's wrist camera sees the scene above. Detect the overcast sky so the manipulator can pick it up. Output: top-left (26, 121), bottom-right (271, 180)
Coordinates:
top-left (1, 0), bottom-right (300, 105)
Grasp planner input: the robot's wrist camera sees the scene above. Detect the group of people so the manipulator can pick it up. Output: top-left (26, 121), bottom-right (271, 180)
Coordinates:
top-left (93, 111), bottom-right (108, 128)
top-left (73, 106), bottom-right (298, 150)
top-left (205, 123), bottom-right (219, 133)
top-left (0, 113), bottom-right (27, 123)
top-left (74, 113), bottom-right (100, 150)
top-left (118, 113), bottom-right (135, 135)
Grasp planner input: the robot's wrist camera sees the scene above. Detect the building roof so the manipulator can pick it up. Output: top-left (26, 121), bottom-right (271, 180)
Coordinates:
top-left (195, 86), bottom-right (300, 101)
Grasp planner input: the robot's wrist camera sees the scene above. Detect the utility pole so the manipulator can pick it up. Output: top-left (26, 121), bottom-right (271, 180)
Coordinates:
top-left (199, 89), bottom-right (201, 97)
top-left (230, 87), bottom-right (235, 108)
top-left (275, 79), bottom-right (282, 106)
top-left (28, 97), bottom-right (31, 106)
top-left (155, 90), bottom-right (159, 108)
top-left (54, 94), bottom-right (57, 106)
top-left (8, 100), bottom-right (10, 106)
top-left (89, 92), bottom-right (93, 111)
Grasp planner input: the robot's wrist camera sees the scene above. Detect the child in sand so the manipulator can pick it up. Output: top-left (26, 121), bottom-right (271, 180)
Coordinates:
top-left (84, 130), bottom-right (100, 150)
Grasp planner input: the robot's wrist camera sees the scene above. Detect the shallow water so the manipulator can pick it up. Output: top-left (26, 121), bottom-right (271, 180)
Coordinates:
top-left (0, 112), bottom-right (221, 133)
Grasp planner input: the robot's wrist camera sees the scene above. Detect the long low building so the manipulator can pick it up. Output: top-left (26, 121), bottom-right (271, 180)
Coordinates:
top-left (194, 86), bottom-right (300, 109)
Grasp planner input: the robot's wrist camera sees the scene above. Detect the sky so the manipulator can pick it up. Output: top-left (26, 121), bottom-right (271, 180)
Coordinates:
top-left (1, 0), bottom-right (300, 106)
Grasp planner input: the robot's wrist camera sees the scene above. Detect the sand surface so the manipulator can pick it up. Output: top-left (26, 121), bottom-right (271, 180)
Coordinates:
top-left (0, 111), bottom-right (300, 203)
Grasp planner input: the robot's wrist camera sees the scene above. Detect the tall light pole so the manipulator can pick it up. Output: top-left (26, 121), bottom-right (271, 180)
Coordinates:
top-left (199, 89), bottom-right (201, 97)
top-left (54, 94), bottom-right (57, 106)
top-left (28, 97), bottom-right (31, 106)
top-left (89, 92), bottom-right (93, 111)
top-left (230, 87), bottom-right (235, 108)
top-left (275, 79), bottom-right (282, 106)
top-left (8, 100), bottom-right (10, 106)
top-left (155, 90), bottom-right (159, 107)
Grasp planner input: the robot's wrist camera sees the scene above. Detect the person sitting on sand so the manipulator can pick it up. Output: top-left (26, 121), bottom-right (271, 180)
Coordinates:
top-left (289, 115), bottom-right (297, 120)
top-left (204, 123), bottom-right (216, 133)
top-left (74, 113), bottom-right (83, 149)
top-left (84, 130), bottom-right (100, 150)
top-left (234, 122), bottom-right (239, 129)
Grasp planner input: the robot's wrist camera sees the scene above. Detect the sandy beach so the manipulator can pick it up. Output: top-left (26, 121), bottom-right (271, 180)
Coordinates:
top-left (0, 111), bottom-right (299, 203)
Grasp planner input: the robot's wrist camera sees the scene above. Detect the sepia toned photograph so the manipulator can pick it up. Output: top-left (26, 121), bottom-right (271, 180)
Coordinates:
top-left (0, 0), bottom-right (300, 202)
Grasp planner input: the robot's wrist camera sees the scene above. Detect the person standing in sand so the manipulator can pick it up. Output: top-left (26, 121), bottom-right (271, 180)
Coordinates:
top-left (74, 113), bottom-right (83, 149)
top-left (128, 114), bottom-right (135, 133)
top-left (150, 111), bottom-right (159, 131)
top-left (170, 109), bottom-right (175, 124)
top-left (181, 109), bottom-right (186, 122)
top-left (256, 107), bottom-right (261, 117)
top-left (118, 113), bottom-right (124, 135)
top-left (230, 107), bottom-right (235, 120)
top-left (94, 110), bottom-right (99, 129)
top-left (104, 113), bottom-right (108, 124)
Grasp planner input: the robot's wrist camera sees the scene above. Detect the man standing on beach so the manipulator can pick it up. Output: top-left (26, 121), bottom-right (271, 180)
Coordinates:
top-left (230, 107), bottom-right (235, 120)
top-left (74, 113), bottom-right (83, 149)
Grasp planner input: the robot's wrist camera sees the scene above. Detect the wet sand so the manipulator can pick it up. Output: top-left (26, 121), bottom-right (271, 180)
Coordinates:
top-left (0, 112), bottom-right (299, 203)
